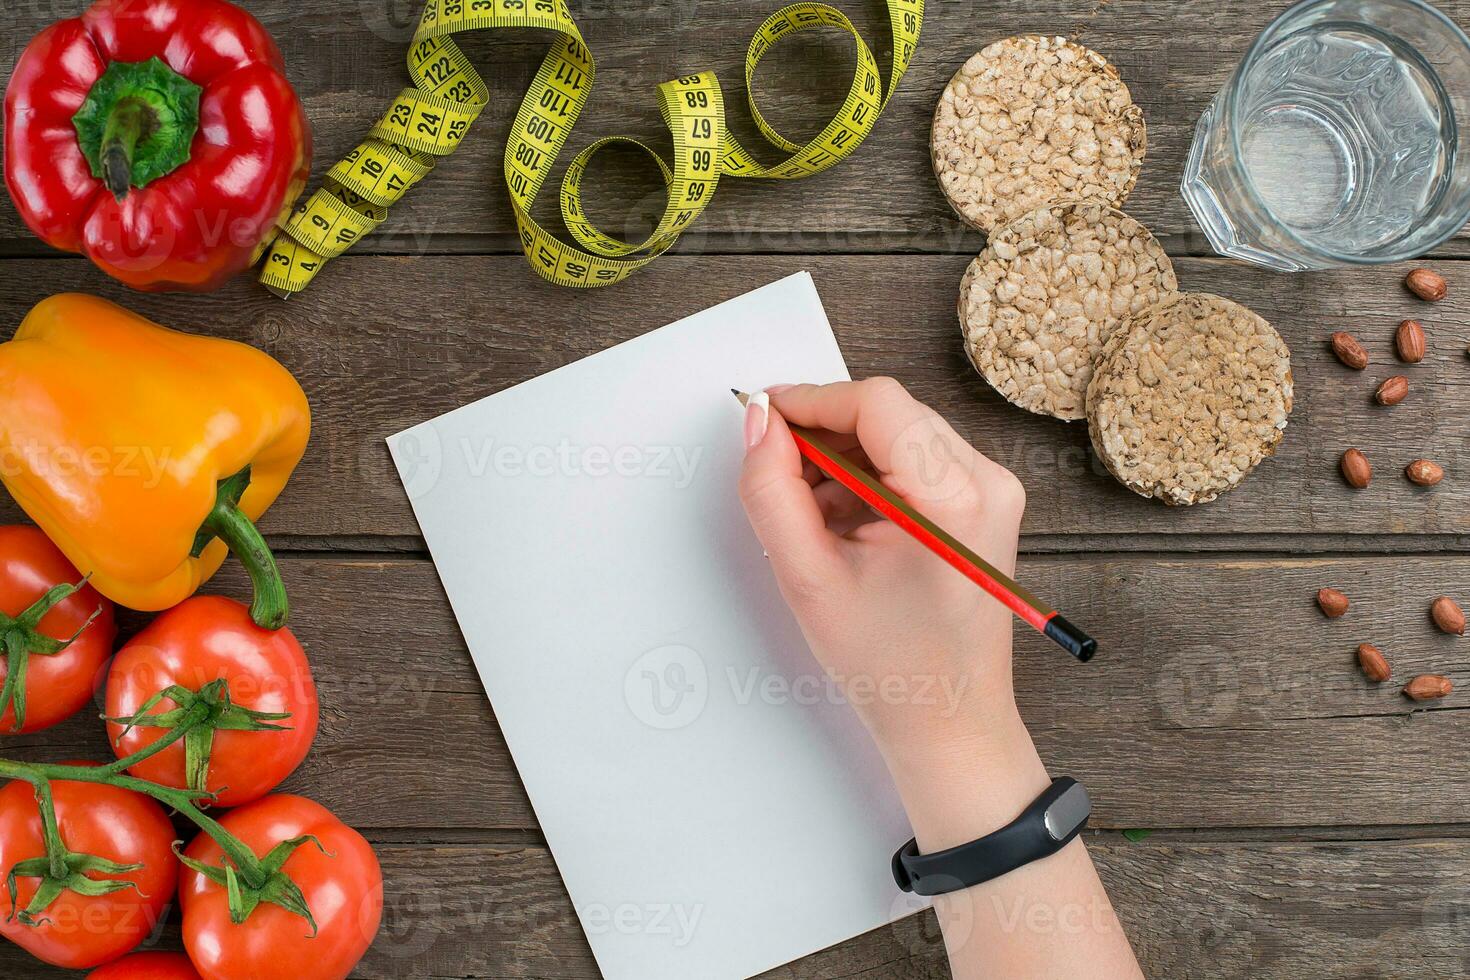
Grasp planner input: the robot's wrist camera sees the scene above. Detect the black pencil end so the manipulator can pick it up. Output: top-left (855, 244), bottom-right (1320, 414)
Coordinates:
top-left (1045, 615), bottom-right (1097, 662)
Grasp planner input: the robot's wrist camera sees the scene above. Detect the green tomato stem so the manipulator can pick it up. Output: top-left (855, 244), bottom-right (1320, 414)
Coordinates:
top-left (0, 759), bottom-right (270, 890)
top-left (103, 679), bottom-right (292, 798)
top-left (101, 698), bottom-right (211, 775)
top-left (6, 702), bottom-right (270, 890)
top-left (2, 649), bottom-right (318, 920)
top-left (32, 780), bottom-right (66, 881)
top-left (0, 578), bottom-right (101, 732)
top-left (0, 634), bottom-right (28, 734)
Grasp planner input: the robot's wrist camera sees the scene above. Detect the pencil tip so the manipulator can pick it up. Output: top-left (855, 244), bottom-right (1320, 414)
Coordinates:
top-left (730, 388), bottom-right (740, 396)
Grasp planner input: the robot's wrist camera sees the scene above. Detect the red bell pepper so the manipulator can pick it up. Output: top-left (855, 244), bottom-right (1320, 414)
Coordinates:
top-left (3, 0), bottom-right (311, 292)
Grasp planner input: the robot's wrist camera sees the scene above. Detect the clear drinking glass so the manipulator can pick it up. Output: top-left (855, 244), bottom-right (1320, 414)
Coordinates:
top-left (1181, 0), bottom-right (1470, 270)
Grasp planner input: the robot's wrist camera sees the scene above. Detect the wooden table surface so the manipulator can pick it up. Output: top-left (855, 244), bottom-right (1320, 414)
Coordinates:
top-left (4, 0), bottom-right (1470, 976)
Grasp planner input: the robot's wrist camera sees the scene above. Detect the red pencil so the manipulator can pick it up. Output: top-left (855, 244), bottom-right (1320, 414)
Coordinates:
top-left (735, 390), bottom-right (1095, 661)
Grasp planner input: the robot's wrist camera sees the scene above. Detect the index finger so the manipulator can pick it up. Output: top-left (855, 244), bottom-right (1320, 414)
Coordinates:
top-left (769, 378), bottom-right (1013, 521)
top-left (769, 378), bottom-right (936, 475)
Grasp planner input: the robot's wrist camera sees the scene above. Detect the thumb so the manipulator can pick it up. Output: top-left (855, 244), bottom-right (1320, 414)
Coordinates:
top-left (737, 399), bottom-right (844, 604)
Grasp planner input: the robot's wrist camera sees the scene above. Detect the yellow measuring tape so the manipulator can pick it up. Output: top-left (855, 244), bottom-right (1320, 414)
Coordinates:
top-left (259, 0), bottom-right (923, 294)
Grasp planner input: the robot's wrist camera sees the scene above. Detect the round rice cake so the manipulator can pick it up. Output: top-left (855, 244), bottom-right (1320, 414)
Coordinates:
top-left (959, 201), bottom-right (1177, 421)
top-left (932, 36), bottom-right (1147, 233)
top-left (1086, 292), bottom-right (1293, 506)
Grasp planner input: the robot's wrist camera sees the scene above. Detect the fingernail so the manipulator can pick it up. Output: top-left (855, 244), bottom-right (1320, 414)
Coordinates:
top-left (764, 383), bottom-right (795, 395)
top-left (744, 391), bottom-right (770, 451)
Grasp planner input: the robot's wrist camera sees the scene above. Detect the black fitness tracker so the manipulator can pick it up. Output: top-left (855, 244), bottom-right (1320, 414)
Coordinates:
top-left (891, 778), bottom-right (1091, 896)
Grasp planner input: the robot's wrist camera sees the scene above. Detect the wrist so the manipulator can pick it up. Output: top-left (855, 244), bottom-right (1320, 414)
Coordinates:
top-left (879, 703), bottom-right (1051, 854)
top-left (854, 658), bottom-right (1020, 756)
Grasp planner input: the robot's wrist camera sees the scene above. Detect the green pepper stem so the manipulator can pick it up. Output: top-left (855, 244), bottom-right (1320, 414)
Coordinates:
top-left (71, 58), bottom-right (201, 199)
top-left (99, 98), bottom-right (151, 200)
top-left (199, 470), bottom-right (289, 631)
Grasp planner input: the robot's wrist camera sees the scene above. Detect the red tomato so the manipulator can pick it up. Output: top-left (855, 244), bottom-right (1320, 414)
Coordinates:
top-left (105, 596), bottom-right (318, 807)
top-left (89, 951), bottom-right (203, 979)
top-left (0, 525), bottom-right (116, 732)
top-left (0, 766), bottom-right (177, 968)
top-left (179, 795), bottom-right (382, 980)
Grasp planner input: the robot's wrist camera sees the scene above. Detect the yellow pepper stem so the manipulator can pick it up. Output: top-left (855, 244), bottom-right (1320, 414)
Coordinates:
top-left (195, 468), bottom-right (289, 630)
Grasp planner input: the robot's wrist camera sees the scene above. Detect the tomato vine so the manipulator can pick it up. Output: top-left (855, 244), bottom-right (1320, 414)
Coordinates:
top-left (1, 696), bottom-right (322, 932)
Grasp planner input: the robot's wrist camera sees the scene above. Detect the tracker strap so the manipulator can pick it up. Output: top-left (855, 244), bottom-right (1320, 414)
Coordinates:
top-left (891, 778), bottom-right (1089, 896)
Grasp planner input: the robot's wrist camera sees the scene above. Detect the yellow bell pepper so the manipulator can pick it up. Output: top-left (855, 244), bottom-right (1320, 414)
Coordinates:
top-left (0, 294), bottom-right (310, 628)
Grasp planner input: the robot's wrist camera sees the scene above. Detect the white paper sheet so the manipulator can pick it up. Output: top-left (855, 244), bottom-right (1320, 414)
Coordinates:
top-left (387, 272), bottom-right (921, 980)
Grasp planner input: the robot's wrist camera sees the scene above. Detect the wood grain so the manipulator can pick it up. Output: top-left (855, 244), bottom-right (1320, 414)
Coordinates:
top-left (337, 838), bottom-right (1470, 979)
top-left (3, 2), bottom-right (1469, 975)
top-left (4, 836), bottom-right (1468, 979)
top-left (1, 254), bottom-right (1466, 543)
top-left (6, 553), bottom-right (1455, 833)
top-left (3, 0), bottom-right (1470, 254)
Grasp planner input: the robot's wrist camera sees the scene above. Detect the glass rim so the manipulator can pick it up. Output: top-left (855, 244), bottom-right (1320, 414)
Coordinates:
top-left (1225, 0), bottom-right (1470, 265)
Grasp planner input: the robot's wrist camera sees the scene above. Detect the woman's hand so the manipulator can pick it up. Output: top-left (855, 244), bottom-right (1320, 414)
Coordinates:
top-left (737, 378), bottom-right (1048, 849)
top-left (738, 378), bottom-right (1142, 980)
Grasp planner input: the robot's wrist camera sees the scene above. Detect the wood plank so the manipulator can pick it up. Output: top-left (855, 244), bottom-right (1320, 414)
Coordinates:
top-left (335, 838), bottom-right (1470, 980)
top-left (1, 254), bottom-right (1467, 541)
top-left (4, 0), bottom-right (1470, 253)
top-left (12, 553), bottom-right (1465, 832)
top-left (3, 836), bottom-right (1468, 978)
